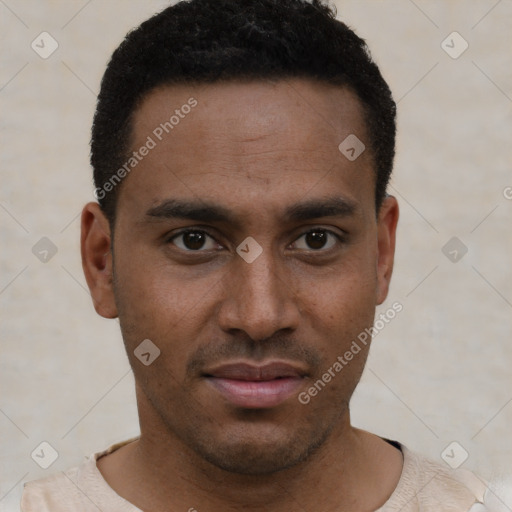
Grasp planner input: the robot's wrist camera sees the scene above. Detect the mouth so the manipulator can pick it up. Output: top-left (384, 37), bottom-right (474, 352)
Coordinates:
top-left (203, 361), bottom-right (307, 409)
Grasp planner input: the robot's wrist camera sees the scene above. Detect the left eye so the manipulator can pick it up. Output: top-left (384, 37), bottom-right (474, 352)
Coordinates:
top-left (169, 230), bottom-right (220, 251)
top-left (291, 229), bottom-right (340, 251)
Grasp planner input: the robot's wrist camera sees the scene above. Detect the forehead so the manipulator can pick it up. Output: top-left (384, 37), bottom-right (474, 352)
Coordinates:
top-left (120, 79), bottom-right (374, 222)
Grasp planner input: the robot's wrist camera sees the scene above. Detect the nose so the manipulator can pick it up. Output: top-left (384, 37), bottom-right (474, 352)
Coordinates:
top-left (217, 247), bottom-right (301, 341)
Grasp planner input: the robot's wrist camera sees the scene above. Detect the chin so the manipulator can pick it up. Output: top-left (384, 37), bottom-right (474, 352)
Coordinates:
top-left (185, 419), bottom-right (336, 476)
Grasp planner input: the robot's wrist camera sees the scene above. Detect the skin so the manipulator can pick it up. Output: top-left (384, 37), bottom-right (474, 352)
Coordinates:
top-left (81, 78), bottom-right (401, 511)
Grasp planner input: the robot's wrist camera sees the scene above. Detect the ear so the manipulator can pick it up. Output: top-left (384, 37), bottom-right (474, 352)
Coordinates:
top-left (375, 195), bottom-right (399, 305)
top-left (80, 202), bottom-right (118, 318)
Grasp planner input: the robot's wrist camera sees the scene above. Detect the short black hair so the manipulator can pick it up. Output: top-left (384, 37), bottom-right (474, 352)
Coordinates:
top-left (91, 0), bottom-right (396, 223)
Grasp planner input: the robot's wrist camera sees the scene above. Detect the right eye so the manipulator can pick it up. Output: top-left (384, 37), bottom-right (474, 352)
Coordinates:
top-left (167, 229), bottom-right (223, 252)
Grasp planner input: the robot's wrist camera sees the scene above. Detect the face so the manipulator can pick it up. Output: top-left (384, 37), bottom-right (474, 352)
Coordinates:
top-left (82, 78), bottom-right (398, 475)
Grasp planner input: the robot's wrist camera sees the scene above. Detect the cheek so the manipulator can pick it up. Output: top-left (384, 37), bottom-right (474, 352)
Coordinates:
top-left (298, 256), bottom-right (378, 363)
top-left (305, 251), bottom-right (377, 315)
top-left (301, 280), bottom-right (374, 408)
top-left (114, 242), bottom-right (207, 315)
top-left (112, 253), bottom-right (214, 365)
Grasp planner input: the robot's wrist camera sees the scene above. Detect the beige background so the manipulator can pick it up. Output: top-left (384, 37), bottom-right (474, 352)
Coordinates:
top-left (1, 0), bottom-right (511, 510)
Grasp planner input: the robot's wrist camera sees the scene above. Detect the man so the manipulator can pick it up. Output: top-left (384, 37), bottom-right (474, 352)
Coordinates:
top-left (21, 0), bottom-right (488, 510)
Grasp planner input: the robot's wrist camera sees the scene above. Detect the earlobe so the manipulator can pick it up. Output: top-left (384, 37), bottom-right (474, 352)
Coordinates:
top-left (80, 202), bottom-right (118, 319)
top-left (376, 195), bottom-right (399, 305)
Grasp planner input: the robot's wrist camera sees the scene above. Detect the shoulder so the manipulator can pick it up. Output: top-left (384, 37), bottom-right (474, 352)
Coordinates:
top-left (21, 465), bottom-right (87, 512)
top-left (21, 437), bottom-right (140, 512)
top-left (379, 444), bottom-right (487, 512)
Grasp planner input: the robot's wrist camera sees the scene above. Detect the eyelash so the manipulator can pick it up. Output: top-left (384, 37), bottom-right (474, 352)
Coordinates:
top-left (166, 227), bottom-right (346, 253)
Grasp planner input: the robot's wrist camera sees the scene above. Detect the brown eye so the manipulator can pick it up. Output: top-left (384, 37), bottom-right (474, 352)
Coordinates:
top-left (305, 231), bottom-right (328, 249)
top-left (292, 229), bottom-right (340, 251)
top-left (182, 231), bottom-right (206, 250)
top-left (170, 230), bottom-right (219, 251)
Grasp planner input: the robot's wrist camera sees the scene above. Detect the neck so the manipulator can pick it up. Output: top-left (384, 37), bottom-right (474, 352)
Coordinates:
top-left (98, 395), bottom-right (403, 512)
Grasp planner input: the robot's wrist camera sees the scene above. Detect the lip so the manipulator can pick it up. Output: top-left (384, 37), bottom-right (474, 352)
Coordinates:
top-left (203, 361), bottom-right (307, 409)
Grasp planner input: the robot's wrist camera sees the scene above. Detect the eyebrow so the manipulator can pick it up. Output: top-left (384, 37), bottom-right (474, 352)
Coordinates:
top-left (145, 196), bottom-right (357, 224)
